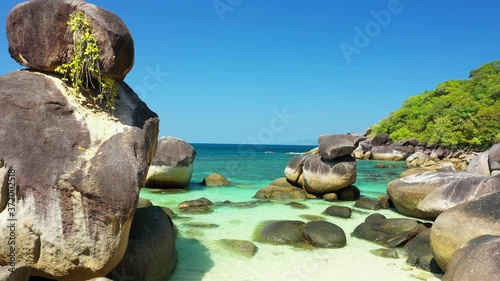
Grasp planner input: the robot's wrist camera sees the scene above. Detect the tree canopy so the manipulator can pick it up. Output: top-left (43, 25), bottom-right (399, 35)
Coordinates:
top-left (371, 61), bottom-right (500, 150)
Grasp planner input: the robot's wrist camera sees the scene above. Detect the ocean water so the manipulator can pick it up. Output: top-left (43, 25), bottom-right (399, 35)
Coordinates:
top-left (139, 144), bottom-right (441, 281)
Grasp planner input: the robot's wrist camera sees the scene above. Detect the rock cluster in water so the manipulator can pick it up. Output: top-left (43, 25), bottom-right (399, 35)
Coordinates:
top-left (0, 0), bottom-right (176, 280)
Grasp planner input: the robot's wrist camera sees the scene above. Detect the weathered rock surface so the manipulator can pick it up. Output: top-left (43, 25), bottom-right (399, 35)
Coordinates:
top-left (302, 155), bottom-right (356, 194)
top-left (301, 221), bottom-right (346, 248)
top-left (318, 134), bottom-right (359, 160)
top-left (0, 71), bottom-right (158, 280)
top-left (467, 151), bottom-right (491, 176)
top-left (353, 214), bottom-right (426, 248)
top-left (108, 206), bottom-right (176, 281)
top-left (417, 176), bottom-right (500, 219)
top-left (371, 145), bottom-right (414, 161)
top-left (202, 173), bottom-right (229, 187)
top-left (7, 0), bottom-right (134, 81)
top-left (371, 133), bottom-right (391, 147)
top-left (284, 156), bottom-right (306, 186)
top-left (430, 192), bottom-right (500, 272)
top-left (145, 137), bottom-right (196, 189)
top-left (442, 235), bottom-right (500, 281)
top-left (254, 178), bottom-right (307, 199)
top-left (354, 198), bottom-right (380, 210)
top-left (404, 229), bottom-right (443, 273)
top-left (0, 265), bottom-right (30, 281)
top-left (387, 171), bottom-right (477, 218)
top-left (335, 185), bottom-right (360, 201)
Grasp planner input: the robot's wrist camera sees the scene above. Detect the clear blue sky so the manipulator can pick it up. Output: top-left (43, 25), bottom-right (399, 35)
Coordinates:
top-left (1, 0), bottom-right (499, 144)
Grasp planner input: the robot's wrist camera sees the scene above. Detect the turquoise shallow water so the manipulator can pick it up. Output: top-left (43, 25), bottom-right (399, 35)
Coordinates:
top-left (139, 144), bottom-right (439, 281)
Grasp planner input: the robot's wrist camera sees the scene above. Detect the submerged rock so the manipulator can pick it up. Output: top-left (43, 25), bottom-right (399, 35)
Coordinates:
top-left (145, 137), bottom-right (196, 189)
top-left (0, 71), bottom-right (158, 280)
top-left (323, 206), bottom-right (352, 219)
top-left (286, 202), bottom-right (309, 209)
top-left (430, 192), bottom-right (500, 272)
top-left (370, 248), bottom-right (399, 259)
top-left (301, 221), bottom-right (346, 248)
top-left (254, 220), bottom-right (305, 245)
top-left (219, 239), bottom-right (258, 259)
top-left (443, 235), bottom-right (500, 281)
top-left (7, 0), bottom-right (134, 81)
top-left (202, 173), bottom-right (229, 187)
top-left (108, 206), bottom-right (176, 281)
top-left (354, 198), bottom-right (380, 210)
top-left (178, 197), bottom-right (213, 214)
top-left (254, 178), bottom-right (307, 199)
top-left (302, 155), bottom-right (357, 194)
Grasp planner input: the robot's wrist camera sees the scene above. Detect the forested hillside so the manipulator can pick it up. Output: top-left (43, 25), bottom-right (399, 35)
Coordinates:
top-left (372, 61), bottom-right (500, 150)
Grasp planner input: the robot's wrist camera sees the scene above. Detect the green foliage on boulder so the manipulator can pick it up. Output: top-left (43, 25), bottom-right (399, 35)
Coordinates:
top-left (372, 61), bottom-right (500, 150)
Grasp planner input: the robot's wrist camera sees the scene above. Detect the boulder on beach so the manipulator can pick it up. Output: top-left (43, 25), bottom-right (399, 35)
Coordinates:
top-left (371, 145), bottom-right (414, 161)
top-left (417, 175), bottom-right (500, 218)
top-left (108, 206), bottom-right (176, 281)
top-left (284, 156), bottom-right (306, 186)
top-left (145, 137), bottom-right (196, 189)
top-left (301, 221), bottom-right (346, 248)
top-left (302, 155), bottom-right (357, 194)
top-left (335, 185), bottom-right (360, 201)
top-left (404, 229), bottom-right (443, 273)
top-left (254, 178), bottom-right (308, 199)
top-left (406, 152), bottom-right (431, 168)
top-left (219, 239), bottom-right (258, 258)
top-left (387, 171), bottom-right (477, 219)
top-left (354, 198), bottom-right (380, 210)
top-left (430, 192), bottom-right (500, 272)
top-left (318, 134), bottom-right (359, 160)
top-left (442, 235), bottom-right (500, 281)
top-left (488, 143), bottom-right (500, 173)
top-left (0, 71), bottom-right (158, 280)
top-left (7, 0), bottom-right (134, 81)
top-left (202, 173), bottom-right (229, 187)
top-left (353, 214), bottom-right (427, 248)
top-left (468, 143), bottom-right (500, 176)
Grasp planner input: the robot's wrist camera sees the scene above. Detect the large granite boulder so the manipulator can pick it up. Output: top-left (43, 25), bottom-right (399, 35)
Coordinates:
top-left (371, 145), bottom-right (414, 161)
top-left (0, 71), bottom-right (159, 280)
top-left (107, 206), bottom-right (176, 281)
top-left (7, 0), bottom-right (134, 81)
top-left (302, 155), bottom-right (356, 194)
top-left (284, 156), bottom-right (306, 186)
top-left (387, 171), bottom-right (477, 219)
top-left (467, 151), bottom-right (491, 176)
top-left (254, 178), bottom-right (307, 199)
top-left (318, 134), bottom-right (359, 160)
top-left (417, 175), bottom-right (500, 219)
top-left (406, 152), bottom-right (431, 168)
top-left (145, 137), bottom-right (196, 189)
top-left (430, 192), bottom-right (500, 272)
top-left (442, 235), bottom-right (500, 281)
top-left (404, 229), bottom-right (443, 273)
top-left (488, 144), bottom-right (500, 174)
top-left (371, 133), bottom-right (391, 147)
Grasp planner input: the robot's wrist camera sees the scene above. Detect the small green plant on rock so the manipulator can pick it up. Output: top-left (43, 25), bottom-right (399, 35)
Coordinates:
top-left (55, 11), bottom-right (118, 110)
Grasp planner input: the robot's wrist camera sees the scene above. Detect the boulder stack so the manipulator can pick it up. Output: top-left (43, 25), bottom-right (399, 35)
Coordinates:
top-left (0, 1), bottom-right (171, 280)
